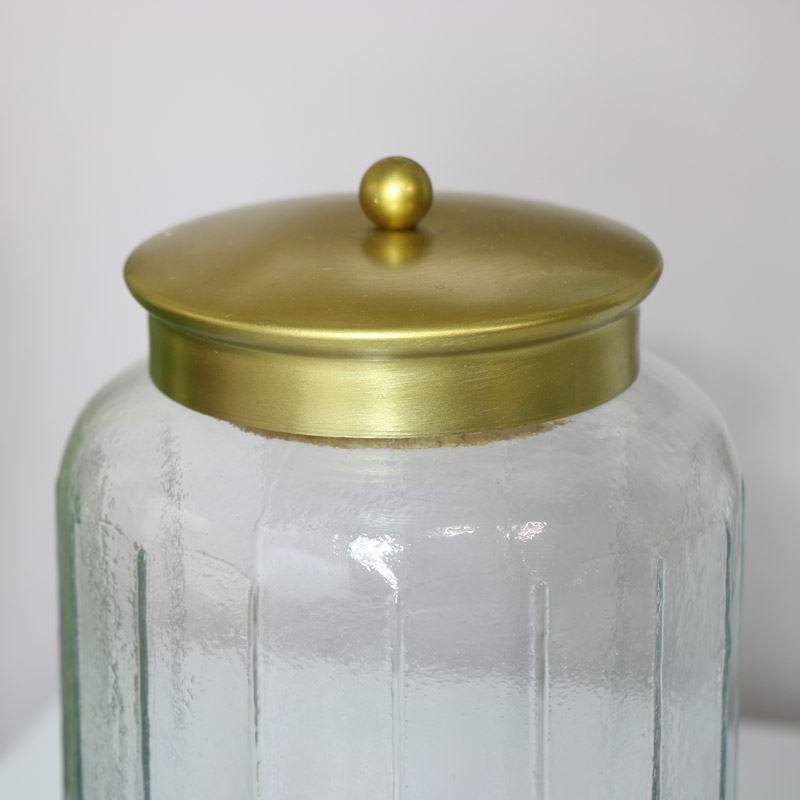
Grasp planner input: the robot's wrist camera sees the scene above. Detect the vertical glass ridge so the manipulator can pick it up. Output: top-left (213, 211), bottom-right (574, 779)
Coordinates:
top-left (136, 547), bottom-right (152, 800)
top-left (391, 595), bottom-right (406, 800)
top-left (719, 522), bottom-right (734, 800)
top-left (248, 585), bottom-right (262, 800)
top-left (58, 501), bottom-right (83, 800)
top-left (531, 581), bottom-right (550, 800)
top-left (730, 481), bottom-right (746, 800)
top-left (651, 557), bottom-right (664, 800)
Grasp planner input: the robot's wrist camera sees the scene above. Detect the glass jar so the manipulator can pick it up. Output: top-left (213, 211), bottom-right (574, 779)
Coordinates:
top-left (58, 158), bottom-right (743, 800)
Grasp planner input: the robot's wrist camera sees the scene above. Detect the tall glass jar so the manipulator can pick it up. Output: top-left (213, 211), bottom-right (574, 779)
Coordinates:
top-left (58, 158), bottom-right (742, 800)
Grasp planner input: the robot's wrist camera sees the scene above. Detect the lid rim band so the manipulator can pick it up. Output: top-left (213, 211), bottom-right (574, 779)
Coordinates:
top-left (148, 310), bottom-right (640, 438)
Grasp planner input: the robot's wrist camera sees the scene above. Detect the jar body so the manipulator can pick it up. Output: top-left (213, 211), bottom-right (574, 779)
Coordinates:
top-left (57, 354), bottom-right (743, 800)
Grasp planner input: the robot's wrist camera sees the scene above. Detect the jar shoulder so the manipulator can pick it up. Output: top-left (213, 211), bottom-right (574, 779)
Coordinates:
top-left (62, 352), bottom-right (738, 462)
top-left (59, 361), bottom-right (170, 495)
top-left (58, 360), bottom-right (263, 518)
top-left (58, 354), bottom-right (741, 555)
top-left (589, 350), bottom-right (740, 486)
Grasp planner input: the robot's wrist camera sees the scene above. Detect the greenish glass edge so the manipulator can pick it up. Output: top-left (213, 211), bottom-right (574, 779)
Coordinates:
top-left (57, 456), bottom-right (82, 799)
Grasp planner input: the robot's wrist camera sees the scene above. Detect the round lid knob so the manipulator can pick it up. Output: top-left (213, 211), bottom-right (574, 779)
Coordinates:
top-left (358, 156), bottom-right (433, 230)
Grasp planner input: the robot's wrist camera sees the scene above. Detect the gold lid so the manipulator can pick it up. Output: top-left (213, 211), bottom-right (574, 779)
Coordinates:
top-left (124, 157), bottom-right (662, 438)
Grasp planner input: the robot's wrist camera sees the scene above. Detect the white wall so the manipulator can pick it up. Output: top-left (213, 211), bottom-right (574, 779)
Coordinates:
top-left (1, 0), bottom-right (798, 750)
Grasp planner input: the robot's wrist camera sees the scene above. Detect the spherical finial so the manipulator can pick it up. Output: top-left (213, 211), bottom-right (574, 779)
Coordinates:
top-left (359, 156), bottom-right (433, 230)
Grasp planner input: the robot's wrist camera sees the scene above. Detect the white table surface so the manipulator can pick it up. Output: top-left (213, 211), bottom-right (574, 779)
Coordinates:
top-left (2, 701), bottom-right (799, 798)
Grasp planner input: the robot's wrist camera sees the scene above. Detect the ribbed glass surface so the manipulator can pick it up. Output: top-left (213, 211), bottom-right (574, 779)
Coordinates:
top-left (57, 354), bottom-right (743, 800)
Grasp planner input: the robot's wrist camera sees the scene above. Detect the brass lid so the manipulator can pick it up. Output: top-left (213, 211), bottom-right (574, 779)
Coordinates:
top-left (124, 157), bottom-right (662, 438)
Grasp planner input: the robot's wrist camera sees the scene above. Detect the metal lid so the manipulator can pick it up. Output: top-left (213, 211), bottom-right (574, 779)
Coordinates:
top-left (124, 157), bottom-right (662, 438)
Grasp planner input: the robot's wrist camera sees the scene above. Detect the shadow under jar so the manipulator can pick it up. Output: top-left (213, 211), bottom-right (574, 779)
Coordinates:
top-left (58, 157), bottom-right (743, 800)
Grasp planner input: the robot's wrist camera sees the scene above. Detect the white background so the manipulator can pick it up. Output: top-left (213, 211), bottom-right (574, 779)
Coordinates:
top-left (1, 0), bottom-right (798, 750)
